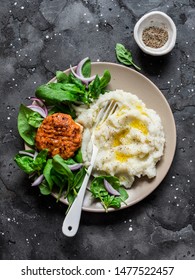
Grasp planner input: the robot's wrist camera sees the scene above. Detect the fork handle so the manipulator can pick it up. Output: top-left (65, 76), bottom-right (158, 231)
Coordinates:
top-left (62, 145), bottom-right (98, 237)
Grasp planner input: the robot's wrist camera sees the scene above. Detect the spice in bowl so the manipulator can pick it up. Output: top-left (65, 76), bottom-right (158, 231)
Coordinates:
top-left (142, 26), bottom-right (169, 48)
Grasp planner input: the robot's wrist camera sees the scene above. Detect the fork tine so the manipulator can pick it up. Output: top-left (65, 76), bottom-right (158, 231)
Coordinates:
top-left (98, 100), bottom-right (118, 125)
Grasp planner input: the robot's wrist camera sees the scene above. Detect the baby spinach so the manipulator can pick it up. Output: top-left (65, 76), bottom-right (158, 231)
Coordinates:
top-left (14, 154), bottom-right (35, 174)
top-left (88, 70), bottom-right (111, 99)
top-left (14, 149), bottom-right (48, 175)
top-left (82, 58), bottom-right (91, 77)
top-left (18, 104), bottom-right (43, 147)
top-left (35, 60), bottom-right (111, 107)
top-left (56, 71), bottom-right (69, 83)
top-left (115, 43), bottom-right (141, 71)
top-left (90, 175), bottom-right (128, 211)
top-left (35, 83), bottom-right (85, 105)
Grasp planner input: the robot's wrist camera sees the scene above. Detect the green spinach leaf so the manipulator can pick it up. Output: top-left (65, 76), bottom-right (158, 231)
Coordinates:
top-left (88, 70), bottom-right (111, 99)
top-left (115, 43), bottom-right (141, 71)
top-left (52, 154), bottom-right (74, 198)
top-left (17, 104), bottom-right (42, 146)
top-left (56, 71), bottom-right (69, 83)
top-left (14, 154), bottom-right (35, 174)
top-left (39, 180), bottom-right (52, 195)
top-left (90, 175), bottom-right (128, 211)
top-left (43, 159), bottom-right (53, 190)
top-left (82, 58), bottom-right (91, 77)
top-left (99, 70), bottom-right (111, 90)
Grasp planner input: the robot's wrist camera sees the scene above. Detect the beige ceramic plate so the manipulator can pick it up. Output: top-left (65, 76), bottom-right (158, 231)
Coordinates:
top-left (52, 62), bottom-right (176, 212)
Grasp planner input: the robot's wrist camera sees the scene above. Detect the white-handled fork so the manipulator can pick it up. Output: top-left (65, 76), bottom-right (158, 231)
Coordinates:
top-left (62, 100), bottom-right (118, 237)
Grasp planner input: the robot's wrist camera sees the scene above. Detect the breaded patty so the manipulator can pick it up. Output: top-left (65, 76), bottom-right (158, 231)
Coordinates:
top-left (35, 113), bottom-right (83, 159)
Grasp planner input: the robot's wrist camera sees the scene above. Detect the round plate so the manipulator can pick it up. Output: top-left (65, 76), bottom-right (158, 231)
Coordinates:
top-left (52, 62), bottom-right (176, 212)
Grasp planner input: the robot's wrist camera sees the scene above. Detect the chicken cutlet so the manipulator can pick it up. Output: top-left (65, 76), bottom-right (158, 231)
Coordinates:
top-left (35, 113), bottom-right (83, 159)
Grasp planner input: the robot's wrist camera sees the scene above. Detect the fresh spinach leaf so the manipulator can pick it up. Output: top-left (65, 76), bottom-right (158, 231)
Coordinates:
top-left (35, 84), bottom-right (79, 105)
top-left (115, 43), bottom-right (141, 71)
top-left (14, 154), bottom-right (35, 174)
top-left (56, 71), bottom-right (69, 83)
top-left (88, 70), bottom-right (111, 99)
top-left (90, 175), bottom-right (128, 211)
top-left (99, 70), bottom-right (111, 91)
top-left (52, 155), bottom-right (73, 180)
top-left (67, 73), bottom-right (85, 90)
top-left (17, 104), bottom-right (41, 146)
top-left (39, 180), bottom-right (52, 195)
top-left (88, 75), bottom-right (101, 99)
top-left (14, 149), bottom-right (48, 175)
top-left (66, 167), bottom-right (86, 212)
top-left (33, 150), bottom-right (48, 172)
top-left (43, 159), bottom-right (53, 190)
top-left (72, 167), bottom-right (86, 191)
top-left (35, 83), bottom-right (89, 105)
top-left (73, 148), bottom-right (83, 163)
top-left (82, 58), bottom-right (91, 77)
top-left (52, 154), bottom-right (74, 198)
top-left (27, 112), bottom-right (43, 128)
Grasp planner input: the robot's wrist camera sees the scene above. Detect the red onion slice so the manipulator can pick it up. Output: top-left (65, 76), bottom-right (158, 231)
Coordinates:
top-left (33, 151), bottom-right (38, 160)
top-left (19, 151), bottom-right (35, 158)
top-left (67, 163), bottom-right (83, 171)
top-left (70, 65), bottom-right (96, 84)
top-left (30, 97), bottom-right (48, 116)
top-left (30, 97), bottom-right (45, 107)
top-left (27, 105), bottom-right (47, 118)
top-left (76, 57), bottom-right (90, 77)
top-left (104, 179), bottom-right (120, 196)
top-left (31, 174), bottom-right (44, 186)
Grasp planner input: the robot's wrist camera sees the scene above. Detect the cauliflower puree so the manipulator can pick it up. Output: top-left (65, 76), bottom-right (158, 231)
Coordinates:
top-left (76, 90), bottom-right (165, 188)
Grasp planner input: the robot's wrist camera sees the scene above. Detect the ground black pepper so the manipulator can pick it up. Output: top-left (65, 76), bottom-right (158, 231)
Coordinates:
top-left (142, 26), bottom-right (169, 48)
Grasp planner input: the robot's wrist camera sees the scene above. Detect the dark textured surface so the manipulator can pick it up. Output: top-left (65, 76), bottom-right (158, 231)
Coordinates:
top-left (0, 0), bottom-right (194, 260)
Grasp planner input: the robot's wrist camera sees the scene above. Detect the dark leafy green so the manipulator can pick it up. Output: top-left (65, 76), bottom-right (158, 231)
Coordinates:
top-left (90, 175), bottom-right (128, 211)
top-left (17, 104), bottom-right (43, 146)
top-left (88, 70), bottom-right (111, 99)
top-left (115, 43), bottom-right (141, 71)
top-left (14, 149), bottom-right (48, 175)
top-left (35, 60), bottom-right (111, 107)
top-left (35, 83), bottom-right (88, 105)
top-left (56, 71), bottom-right (69, 83)
top-left (82, 58), bottom-right (91, 77)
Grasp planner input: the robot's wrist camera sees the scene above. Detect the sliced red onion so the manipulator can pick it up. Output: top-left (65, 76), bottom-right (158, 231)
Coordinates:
top-left (19, 151), bottom-right (35, 158)
top-left (70, 64), bottom-right (96, 84)
top-left (67, 163), bottom-right (83, 171)
top-left (104, 179), bottom-right (120, 196)
top-left (31, 174), bottom-right (44, 187)
top-left (33, 151), bottom-right (38, 160)
top-left (30, 97), bottom-right (48, 116)
top-left (30, 97), bottom-right (45, 107)
top-left (76, 57), bottom-right (90, 77)
top-left (27, 105), bottom-right (47, 118)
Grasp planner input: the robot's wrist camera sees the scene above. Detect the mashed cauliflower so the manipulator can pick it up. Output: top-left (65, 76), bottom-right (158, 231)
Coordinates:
top-left (76, 90), bottom-right (165, 188)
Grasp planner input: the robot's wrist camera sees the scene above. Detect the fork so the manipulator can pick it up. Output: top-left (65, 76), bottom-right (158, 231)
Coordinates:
top-left (62, 100), bottom-right (118, 237)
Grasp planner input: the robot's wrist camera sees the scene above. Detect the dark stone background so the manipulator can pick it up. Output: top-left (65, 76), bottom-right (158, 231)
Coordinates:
top-left (0, 0), bottom-right (194, 260)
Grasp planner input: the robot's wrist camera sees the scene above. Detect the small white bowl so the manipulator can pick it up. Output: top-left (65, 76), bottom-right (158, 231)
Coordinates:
top-left (134, 11), bottom-right (177, 56)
